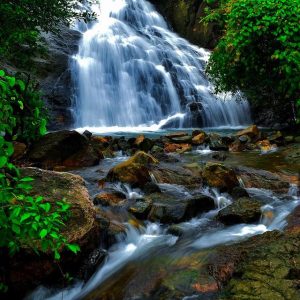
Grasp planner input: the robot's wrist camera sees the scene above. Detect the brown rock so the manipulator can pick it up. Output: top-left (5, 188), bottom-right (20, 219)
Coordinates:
top-left (164, 143), bottom-right (191, 153)
top-left (236, 125), bottom-right (259, 138)
top-left (192, 132), bottom-right (206, 145)
top-left (203, 163), bottom-right (239, 192)
top-left (106, 151), bottom-right (158, 187)
top-left (94, 193), bottom-right (126, 207)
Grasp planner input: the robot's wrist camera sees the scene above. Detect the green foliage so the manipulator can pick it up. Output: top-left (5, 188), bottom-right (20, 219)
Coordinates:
top-left (203, 0), bottom-right (300, 123)
top-left (0, 0), bottom-right (96, 67)
top-left (0, 69), bottom-right (47, 142)
top-left (0, 71), bottom-right (80, 269)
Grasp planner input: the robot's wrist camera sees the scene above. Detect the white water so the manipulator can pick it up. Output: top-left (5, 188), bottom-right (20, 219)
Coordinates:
top-left (28, 184), bottom-right (299, 300)
top-left (73, 0), bottom-right (251, 130)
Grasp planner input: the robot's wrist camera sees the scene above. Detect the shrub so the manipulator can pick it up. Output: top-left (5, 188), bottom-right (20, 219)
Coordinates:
top-left (0, 70), bottom-right (80, 290)
top-left (203, 0), bottom-right (300, 123)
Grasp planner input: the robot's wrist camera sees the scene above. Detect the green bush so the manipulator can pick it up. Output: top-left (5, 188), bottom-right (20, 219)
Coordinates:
top-left (0, 70), bottom-right (47, 142)
top-left (0, 70), bottom-right (79, 291)
top-left (203, 0), bottom-right (300, 123)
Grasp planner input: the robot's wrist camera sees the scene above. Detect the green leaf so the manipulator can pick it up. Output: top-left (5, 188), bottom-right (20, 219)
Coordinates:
top-left (0, 70), bottom-right (5, 77)
top-left (19, 177), bottom-right (34, 182)
top-left (54, 250), bottom-right (61, 260)
top-left (0, 156), bottom-right (8, 168)
top-left (18, 101), bottom-right (24, 110)
top-left (67, 244), bottom-right (80, 254)
top-left (12, 224), bottom-right (21, 234)
top-left (20, 213), bottom-right (32, 223)
top-left (40, 229), bottom-right (48, 238)
top-left (8, 77), bottom-right (16, 87)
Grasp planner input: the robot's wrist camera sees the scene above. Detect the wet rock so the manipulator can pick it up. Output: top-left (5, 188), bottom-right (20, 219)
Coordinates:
top-left (12, 141), bottom-right (27, 160)
top-left (236, 125), bottom-right (259, 139)
top-left (128, 199), bottom-right (153, 219)
top-left (106, 151), bottom-right (158, 187)
top-left (80, 249), bottom-right (108, 282)
top-left (164, 143), bottom-right (192, 153)
top-left (229, 139), bottom-right (245, 152)
top-left (268, 131), bottom-right (284, 145)
top-left (27, 130), bottom-right (99, 169)
top-left (192, 132), bottom-right (206, 145)
top-left (169, 136), bottom-right (192, 144)
top-left (151, 165), bottom-right (201, 187)
top-left (134, 135), bottom-right (154, 152)
top-left (143, 182), bottom-right (162, 194)
top-left (203, 163), bottom-right (239, 192)
top-left (166, 132), bottom-right (189, 139)
top-left (93, 192), bottom-right (126, 207)
top-left (238, 135), bottom-right (250, 144)
top-left (218, 197), bottom-right (262, 225)
top-left (286, 205), bottom-right (300, 234)
top-left (230, 186), bottom-right (249, 200)
top-left (63, 144), bottom-right (100, 168)
top-left (235, 166), bottom-right (290, 193)
top-left (212, 152), bottom-right (227, 161)
top-left (256, 139), bottom-right (273, 152)
top-left (285, 136), bottom-right (295, 143)
top-left (83, 130), bottom-right (93, 140)
top-left (209, 133), bottom-right (229, 151)
top-left (245, 142), bottom-right (257, 150)
top-left (147, 193), bottom-right (215, 224)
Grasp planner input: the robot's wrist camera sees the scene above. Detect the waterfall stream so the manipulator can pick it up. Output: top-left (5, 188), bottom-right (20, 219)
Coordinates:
top-left (72, 0), bottom-right (251, 130)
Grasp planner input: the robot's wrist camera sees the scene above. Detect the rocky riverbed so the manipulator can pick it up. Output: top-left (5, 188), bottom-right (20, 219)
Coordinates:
top-left (5, 125), bottom-right (300, 299)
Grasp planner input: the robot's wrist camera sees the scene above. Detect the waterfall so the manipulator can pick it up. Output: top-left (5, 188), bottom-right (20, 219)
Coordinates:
top-left (72, 0), bottom-right (251, 129)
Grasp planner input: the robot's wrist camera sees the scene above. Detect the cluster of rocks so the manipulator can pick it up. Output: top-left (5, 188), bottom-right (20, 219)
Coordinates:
top-left (7, 126), bottom-right (299, 298)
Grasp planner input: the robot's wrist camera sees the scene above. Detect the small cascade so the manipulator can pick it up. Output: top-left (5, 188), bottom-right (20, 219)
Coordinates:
top-left (72, 0), bottom-right (251, 130)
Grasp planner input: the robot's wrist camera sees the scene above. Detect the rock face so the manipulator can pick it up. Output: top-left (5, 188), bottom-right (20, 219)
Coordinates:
top-left (150, 0), bottom-right (219, 49)
top-left (4, 168), bottom-right (99, 299)
top-left (218, 197), bottom-right (262, 225)
top-left (202, 163), bottom-right (239, 192)
top-left (34, 26), bottom-right (82, 129)
top-left (236, 166), bottom-right (290, 194)
top-left (106, 151), bottom-right (159, 187)
top-left (27, 130), bottom-right (100, 169)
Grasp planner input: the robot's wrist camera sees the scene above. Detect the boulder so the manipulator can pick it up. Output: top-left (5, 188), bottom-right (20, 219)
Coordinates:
top-left (218, 197), bottom-right (262, 225)
top-left (94, 192), bottom-right (126, 207)
top-left (27, 130), bottom-right (100, 169)
top-left (151, 165), bottom-right (201, 187)
top-left (235, 166), bottom-right (290, 194)
top-left (134, 135), bottom-right (154, 152)
top-left (5, 168), bottom-right (99, 298)
top-left (128, 199), bottom-right (153, 219)
top-left (230, 186), bottom-right (249, 200)
top-left (203, 163), bottom-right (239, 192)
top-left (268, 131), bottom-right (284, 145)
top-left (147, 193), bottom-right (215, 224)
top-left (236, 125), bottom-right (259, 139)
top-left (256, 139), bottom-right (273, 152)
top-left (164, 143), bottom-right (192, 153)
top-left (106, 151), bottom-right (158, 187)
top-left (192, 132), bottom-right (206, 145)
top-left (208, 133), bottom-right (229, 151)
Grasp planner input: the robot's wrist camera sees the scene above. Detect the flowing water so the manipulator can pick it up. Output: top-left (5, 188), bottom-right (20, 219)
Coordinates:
top-left (72, 0), bottom-right (251, 131)
top-left (27, 151), bottom-right (300, 300)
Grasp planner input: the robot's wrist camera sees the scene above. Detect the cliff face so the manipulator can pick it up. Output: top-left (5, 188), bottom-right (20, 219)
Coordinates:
top-left (150, 0), bottom-right (219, 49)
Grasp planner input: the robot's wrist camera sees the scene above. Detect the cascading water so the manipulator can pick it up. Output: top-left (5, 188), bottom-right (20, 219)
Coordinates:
top-left (72, 0), bottom-right (251, 130)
